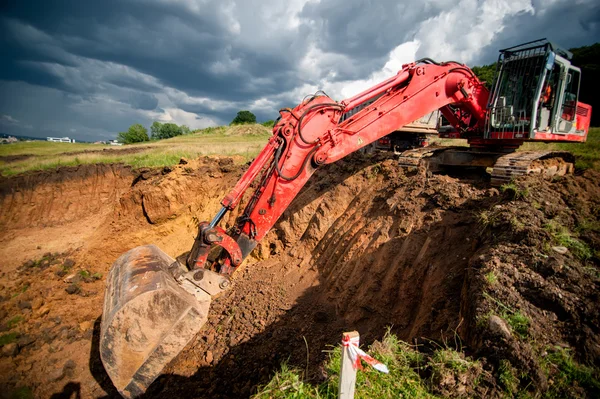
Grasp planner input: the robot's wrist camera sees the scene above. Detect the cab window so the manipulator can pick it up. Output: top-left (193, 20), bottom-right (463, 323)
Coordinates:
top-left (561, 69), bottom-right (580, 122)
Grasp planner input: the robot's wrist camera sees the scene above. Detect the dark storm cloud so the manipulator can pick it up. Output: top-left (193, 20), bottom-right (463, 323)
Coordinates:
top-left (1, 0), bottom-right (303, 101)
top-left (128, 92), bottom-right (158, 110)
top-left (300, 0), bottom-right (425, 58)
top-left (473, 0), bottom-right (600, 65)
top-left (0, 0), bottom-right (598, 141)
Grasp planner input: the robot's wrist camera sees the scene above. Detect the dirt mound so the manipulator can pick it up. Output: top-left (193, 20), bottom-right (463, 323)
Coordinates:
top-left (0, 163), bottom-right (134, 229)
top-left (226, 124), bottom-right (271, 136)
top-left (0, 153), bottom-right (599, 398)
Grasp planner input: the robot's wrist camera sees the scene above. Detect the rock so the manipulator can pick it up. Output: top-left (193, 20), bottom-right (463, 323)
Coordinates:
top-left (16, 362), bottom-right (33, 373)
top-left (65, 284), bottom-right (80, 295)
top-left (552, 246), bottom-right (569, 254)
top-left (52, 316), bottom-right (62, 324)
top-left (48, 368), bottom-right (66, 382)
top-left (31, 297), bottom-right (44, 310)
top-left (206, 331), bottom-right (216, 345)
top-left (63, 259), bottom-right (75, 269)
top-left (83, 329), bottom-right (93, 340)
top-left (18, 301), bottom-right (32, 310)
top-left (36, 306), bottom-right (50, 317)
top-left (17, 334), bottom-right (36, 348)
top-left (23, 260), bottom-right (35, 269)
top-left (205, 351), bottom-right (214, 364)
top-left (1, 343), bottom-right (18, 357)
top-left (179, 157), bottom-right (189, 165)
top-left (79, 321), bottom-right (92, 332)
top-left (66, 328), bottom-right (78, 340)
top-left (63, 359), bottom-right (77, 377)
top-left (488, 315), bottom-right (512, 339)
top-left (55, 269), bottom-right (67, 278)
top-left (41, 327), bottom-right (57, 343)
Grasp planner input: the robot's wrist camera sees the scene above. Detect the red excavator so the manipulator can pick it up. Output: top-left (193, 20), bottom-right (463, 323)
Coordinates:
top-left (100, 39), bottom-right (592, 397)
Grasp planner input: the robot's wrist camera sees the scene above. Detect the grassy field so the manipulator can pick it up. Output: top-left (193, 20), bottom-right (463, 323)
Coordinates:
top-left (0, 124), bottom-right (271, 176)
top-left (521, 127), bottom-right (600, 170)
top-left (1, 125), bottom-right (598, 177)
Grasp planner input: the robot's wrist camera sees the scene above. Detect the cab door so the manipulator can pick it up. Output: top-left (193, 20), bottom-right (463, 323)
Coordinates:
top-left (555, 67), bottom-right (581, 134)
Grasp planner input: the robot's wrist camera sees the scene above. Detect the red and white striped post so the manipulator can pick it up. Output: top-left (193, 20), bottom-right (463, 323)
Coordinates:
top-left (338, 331), bottom-right (359, 399)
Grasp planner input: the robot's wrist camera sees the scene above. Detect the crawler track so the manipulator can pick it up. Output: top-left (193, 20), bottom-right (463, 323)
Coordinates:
top-left (397, 147), bottom-right (575, 186)
top-left (490, 151), bottom-right (575, 186)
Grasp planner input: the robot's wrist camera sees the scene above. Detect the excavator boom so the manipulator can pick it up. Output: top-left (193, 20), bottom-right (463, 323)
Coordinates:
top-left (101, 41), bottom-right (591, 397)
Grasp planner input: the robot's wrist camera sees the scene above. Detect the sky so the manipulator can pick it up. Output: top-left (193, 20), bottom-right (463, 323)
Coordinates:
top-left (0, 0), bottom-right (598, 142)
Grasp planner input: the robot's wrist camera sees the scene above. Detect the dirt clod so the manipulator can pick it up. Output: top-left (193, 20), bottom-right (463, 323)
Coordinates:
top-left (17, 335), bottom-right (35, 348)
top-left (65, 284), bottom-right (80, 295)
top-left (1, 342), bottom-right (18, 357)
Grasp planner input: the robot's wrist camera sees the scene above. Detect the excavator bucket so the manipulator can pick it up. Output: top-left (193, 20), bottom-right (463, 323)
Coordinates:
top-left (100, 245), bottom-right (216, 398)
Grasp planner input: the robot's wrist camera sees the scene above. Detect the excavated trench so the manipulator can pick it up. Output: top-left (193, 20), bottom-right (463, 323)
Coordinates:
top-left (1, 153), bottom-right (599, 398)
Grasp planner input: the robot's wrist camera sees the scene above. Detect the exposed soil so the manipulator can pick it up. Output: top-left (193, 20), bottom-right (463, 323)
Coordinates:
top-left (0, 154), bottom-right (34, 164)
top-left (56, 146), bottom-right (153, 157)
top-left (0, 153), bottom-right (598, 398)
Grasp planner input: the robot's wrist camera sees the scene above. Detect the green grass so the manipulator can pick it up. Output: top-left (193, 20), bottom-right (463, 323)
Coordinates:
top-left (253, 330), bottom-right (600, 398)
top-left (9, 387), bottom-right (34, 399)
top-left (544, 221), bottom-right (593, 261)
top-left (0, 124), bottom-right (271, 176)
top-left (521, 127), bottom-right (600, 170)
top-left (6, 315), bottom-right (24, 329)
top-left (505, 311), bottom-right (530, 339)
top-left (430, 347), bottom-right (479, 374)
top-left (485, 271), bottom-right (498, 285)
top-left (0, 332), bottom-right (18, 346)
top-left (498, 359), bottom-right (520, 394)
top-left (482, 292), bottom-right (530, 339)
top-left (500, 182), bottom-right (529, 200)
top-left (254, 332), bottom-right (435, 399)
top-left (541, 347), bottom-right (600, 398)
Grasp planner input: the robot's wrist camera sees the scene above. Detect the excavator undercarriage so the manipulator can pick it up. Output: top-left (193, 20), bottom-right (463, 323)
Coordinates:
top-left (397, 146), bottom-right (575, 185)
top-left (100, 39), bottom-right (591, 397)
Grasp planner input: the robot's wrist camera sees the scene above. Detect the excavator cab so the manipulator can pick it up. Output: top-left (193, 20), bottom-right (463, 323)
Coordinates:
top-left (486, 39), bottom-right (590, 139)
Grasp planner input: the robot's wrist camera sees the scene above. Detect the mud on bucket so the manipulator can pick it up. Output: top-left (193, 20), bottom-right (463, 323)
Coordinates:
top-left (100, 245), bottom-right (211, 398)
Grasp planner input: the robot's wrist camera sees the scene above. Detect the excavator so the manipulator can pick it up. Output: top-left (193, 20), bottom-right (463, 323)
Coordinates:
top-left (100, 39), bottom-right (592, 397)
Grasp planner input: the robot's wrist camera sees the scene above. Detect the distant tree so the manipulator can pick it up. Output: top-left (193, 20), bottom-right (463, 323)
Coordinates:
top-left (158, 123), bottom-right (183, 139)
top-left (117, 123), bottom-right (149, 144)
top-left (570, 43), bottom-right (600, 126)
top-left (150, 121), bottom-right (163, 139)
top-left (261, 120), bottom-right (275, 128)
top-left (180, 125), bottom-right (191, 135)
top-left (230, 110), bottom-right (256, 125)
top-left (471, 63), bottom-right (497, 89)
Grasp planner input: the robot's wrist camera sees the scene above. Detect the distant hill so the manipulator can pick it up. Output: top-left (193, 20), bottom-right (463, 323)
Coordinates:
top-left (0, 133), bottom-right (46, 141)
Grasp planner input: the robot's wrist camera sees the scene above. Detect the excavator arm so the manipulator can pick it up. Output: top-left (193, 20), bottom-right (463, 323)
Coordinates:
top-left (100, 60), bottom-right (490, 398)
top-left (189, 60), bottom-right (489, 275)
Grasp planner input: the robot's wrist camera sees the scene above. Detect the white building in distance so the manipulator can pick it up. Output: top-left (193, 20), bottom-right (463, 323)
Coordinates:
top-left (47, 137), bottom-right (75, 143)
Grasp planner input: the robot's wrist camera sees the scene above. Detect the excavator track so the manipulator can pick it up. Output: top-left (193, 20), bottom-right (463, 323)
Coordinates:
top-left (490, 151), bottom-right (575, 186)
top-left (397, 147), bottom-right (575, 186)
